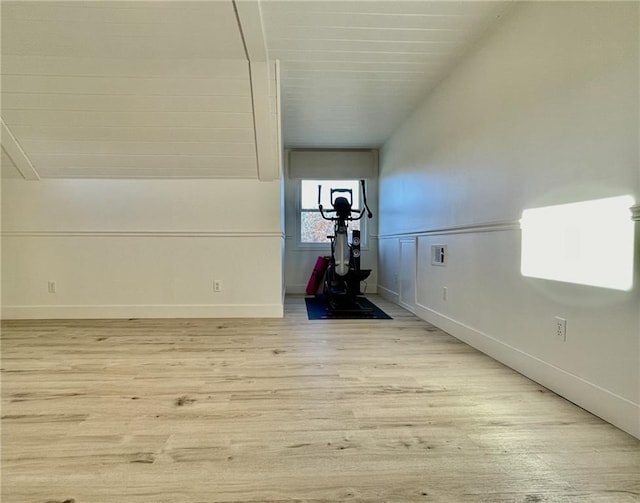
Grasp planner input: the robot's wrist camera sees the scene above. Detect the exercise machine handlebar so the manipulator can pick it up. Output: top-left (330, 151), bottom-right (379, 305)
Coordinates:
top-left (317, 179), bottom-right (373, 222)
top-left (360, 179), bottom-right (373, 219)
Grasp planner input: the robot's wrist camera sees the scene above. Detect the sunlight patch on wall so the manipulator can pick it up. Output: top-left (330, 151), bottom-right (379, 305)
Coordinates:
top-left (520, 195), bottom-right (635, 291)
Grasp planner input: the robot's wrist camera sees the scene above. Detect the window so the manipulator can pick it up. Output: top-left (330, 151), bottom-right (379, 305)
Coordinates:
top-left (299, 179), bottom-right (365, 245)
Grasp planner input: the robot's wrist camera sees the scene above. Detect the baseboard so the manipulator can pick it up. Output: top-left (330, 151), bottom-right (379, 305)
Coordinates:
top-left (286, 284), bottom-right (311, 295)
top-left (2, 303), bottom-right (284, 320)
top-left (377, 285), bottom-right (399, 304)
top-left (413, 302), bottom-right (640, 439)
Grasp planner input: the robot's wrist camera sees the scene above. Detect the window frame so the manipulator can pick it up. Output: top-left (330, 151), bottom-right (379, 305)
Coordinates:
top-left (295, 179), bottom-right (369, 251)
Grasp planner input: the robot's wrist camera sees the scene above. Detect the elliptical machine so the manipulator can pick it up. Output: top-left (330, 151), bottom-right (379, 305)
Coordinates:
top-left (318, 179), bottom-right (373, 316)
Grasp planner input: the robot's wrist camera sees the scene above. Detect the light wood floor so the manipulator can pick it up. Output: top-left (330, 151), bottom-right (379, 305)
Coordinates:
top-left (2, 296), bottom-right (639, 503)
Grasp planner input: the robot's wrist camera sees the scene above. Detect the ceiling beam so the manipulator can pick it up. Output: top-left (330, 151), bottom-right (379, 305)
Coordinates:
top-left (248, 61), bottom-right (279, 181)
top-left (234, 0), bottom-right (280, 181)
top-left (1, 119), bottom-right (40, 180)
top-left (234, 0), bottom-right (268, 62)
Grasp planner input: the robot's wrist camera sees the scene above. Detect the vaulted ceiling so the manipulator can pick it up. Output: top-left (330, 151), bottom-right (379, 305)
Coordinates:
top-left (263, 1), bottom-right (509, 149)
top-left (0, 1), bottom-right (509, 180)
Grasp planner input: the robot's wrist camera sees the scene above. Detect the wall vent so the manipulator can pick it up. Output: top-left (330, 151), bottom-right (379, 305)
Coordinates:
top-left (431, 245), bottom-right (447, 266)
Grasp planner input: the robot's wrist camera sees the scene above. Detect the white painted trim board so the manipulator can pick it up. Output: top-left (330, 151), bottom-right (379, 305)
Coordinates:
top-left (414, 301), bottom-right (640, 439)
top-left (2, 303), bottom-right (284, 320)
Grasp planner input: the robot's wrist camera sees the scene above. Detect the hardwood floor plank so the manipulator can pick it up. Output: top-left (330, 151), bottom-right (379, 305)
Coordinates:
top-left (2, 295), bottom-right (639, 502)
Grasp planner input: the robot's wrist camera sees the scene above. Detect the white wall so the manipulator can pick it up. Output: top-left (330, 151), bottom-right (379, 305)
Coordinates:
top-left (378, 2), bottom-right (640, 437)
top-left (2, 178), bottom-right (284, 318)
top-left (283, 150), bottom-right (379, 294)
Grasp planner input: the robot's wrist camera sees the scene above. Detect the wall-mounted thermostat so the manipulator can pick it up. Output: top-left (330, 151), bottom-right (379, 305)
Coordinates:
top-left (431, 245), bottom-right (447, 266)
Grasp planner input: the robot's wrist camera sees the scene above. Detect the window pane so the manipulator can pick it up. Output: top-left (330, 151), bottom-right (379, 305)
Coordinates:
top-left (301, 180), bottom-right (361, 210)
top-left (301, 211), bottom-right (361, 243)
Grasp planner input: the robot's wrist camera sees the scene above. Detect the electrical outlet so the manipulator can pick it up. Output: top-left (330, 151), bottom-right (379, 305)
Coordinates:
top-left (214, 280), bottom-right (222, 292)
top-left (47, 281), bottom-right (56, 293)
top-left (554, 316), bottom-right (567, 341)
top-left (442, 287), bottom-right (448, 301)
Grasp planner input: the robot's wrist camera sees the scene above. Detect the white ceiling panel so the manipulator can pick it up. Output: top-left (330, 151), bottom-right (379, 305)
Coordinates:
top-left (1, 1), bottom-right (247, 59)
top-left (1, 0), bottom-right (510, 178)
top-left (1, 147), bottom-right (23, 179)
top-left (29, 154), bottom-right (257, 171)
top-left (34, 166), bottom-right (259, 179)
top-left (1, 75), bottom-right (251, 96)
top-left (2, 93), bottom-right (253, 113)
top-left (2, 110), bottom-right (254, 129)
top-left (0, 0), bottom-right (260, 179)
top-left (20, 140), bottom-right (256, 157)
top-left (8, 125), bottom-right (256, 144)
top-left (262, 0), bottom-right (510, 148)
top-left (1, 56), bottom-right (253, 79)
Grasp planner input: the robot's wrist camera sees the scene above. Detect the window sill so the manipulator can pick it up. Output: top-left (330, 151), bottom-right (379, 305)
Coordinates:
top-left (294, 243), bottom-right (370, 252)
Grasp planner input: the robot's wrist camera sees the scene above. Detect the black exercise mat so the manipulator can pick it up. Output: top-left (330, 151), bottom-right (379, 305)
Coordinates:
top-left (305, 296), bottom-right (392, 320)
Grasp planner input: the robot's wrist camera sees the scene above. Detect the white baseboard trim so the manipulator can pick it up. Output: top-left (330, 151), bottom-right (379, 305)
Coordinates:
top-left (2, 303), bottom-right (284, 320)
top-left (412, 301), bottom-right (640, 439)
top-left (286, 284), bottom-right (312, 295)
top-left (377, 285), bottom-right (399, 304)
